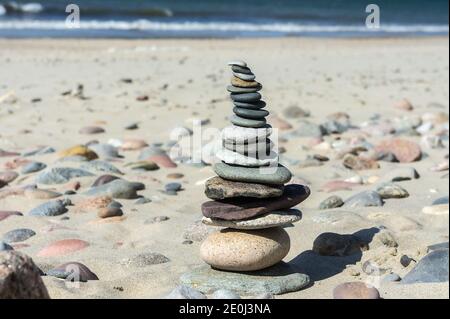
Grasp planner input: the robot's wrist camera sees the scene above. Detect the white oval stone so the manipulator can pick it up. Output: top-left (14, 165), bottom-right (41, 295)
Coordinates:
top-left (422, 204), bottom-right (449, 215)
top-left (217, 148), bottom-right (278, 167)
top-left (228, 60), bottom-right (247, 67)
top-left (200, 227), bottom-right (290, 272)
top-left (221, 125), bottom-right (272, 144)
top-left (202, 209), bottom-right (302, 230)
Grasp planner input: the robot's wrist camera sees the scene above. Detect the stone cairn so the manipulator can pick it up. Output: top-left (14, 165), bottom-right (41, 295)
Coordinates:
top-left (200, 61), bottom-right (311, 273)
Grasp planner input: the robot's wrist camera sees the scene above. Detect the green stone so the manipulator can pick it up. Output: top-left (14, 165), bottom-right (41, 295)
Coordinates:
top-left (180, 263), bottom-right (310, 295)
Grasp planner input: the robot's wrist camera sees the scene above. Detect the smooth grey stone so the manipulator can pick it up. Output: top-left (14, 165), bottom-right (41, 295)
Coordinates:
top-left (319, 196), bottom-right (344, 210)
top-left (211, 289), bottom-right (241, 299)
top-left (402, 249), bottom-right (449, 284)
top-left (22, 146), bottom-right (55, 157)
top-left (29, 199), bottom-right (72, 216)
top-left (230, 92), bottom-right (261, 103)
top-left (375, 183), bottom-right (409, 199)
top-left (233, 72), bottom-right (256, 81)
top-left (344, 191), bottom-right (384, 208)
top-left (2, 229), bottom-right (36, 243)
top-left (233, 107), bottom-right (269, 120)
top-left (21, 162), bottom-right (47, 174)
top-left (231, 65), bottom-right (252, 74)
top-left (36, 167), bottom-right (94, 185)
top-left (180, 263), bottom-right (309, 295)
top-left (428, 242), bottom-right (449, 251)
top-left (56, 155), bottom-right (89, 163)
top-left (88, 143), bottom-right (121, 159)
top-left (0, 241), bottom-right (14, 251)
top-left (85, 179), bottom-right (143, 199)
top-left (81, 160), bottom-right (123, 175)
top-left (228, 60), bottom-right (247, 67)
top-left (165, 183), bottom-right (182, 192)
top-left (108, 201), bottom-right (123, 209)
top-left (282, 121), bottom-right (325, 139)
top-left (227, 85), bottom-right (261, 94)
top-left (135, 197), bottom-right (152, 205)
top-left (433, 196), bottom-right (449, 205)
top-left (313, 232), bottom-right (364, 256)
top-left (234, 100), bottom-right (266, 110)
top-left (231, 115), bottom-right (267, 128)
top-left (214, 162), bottom-right (292, 185)
top-left (165, 285), bottom-right (207, 299)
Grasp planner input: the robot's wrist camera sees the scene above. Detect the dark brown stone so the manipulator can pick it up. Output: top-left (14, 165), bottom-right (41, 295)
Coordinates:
top-left (202, 184), bottom-right (310, 221)
top-left (0, 251), bottom-right (50, 299)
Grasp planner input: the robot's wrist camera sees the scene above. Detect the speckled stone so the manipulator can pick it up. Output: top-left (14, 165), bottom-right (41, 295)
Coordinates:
top-left (231, 76), bottom-right (261, 88)
top-left (203, 209), bottom-right (302, 230)
top-left (231, 115), bottom-right (267, 128)
top-left (200, 227), bottom-right (290, 271)
top-left (205, 176), bottom-right (284, 200)
top-left (333, 282), bottom-right (380, 299)
top-left (180, 263), bottom-right (309, 295)
top-left (214, 162), bottom-right (292, 185)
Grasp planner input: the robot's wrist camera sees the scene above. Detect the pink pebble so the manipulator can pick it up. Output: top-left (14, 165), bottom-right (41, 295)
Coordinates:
top-left (148, 155), bottom-right (177, 168)
top-left (37, 239), bottom-right (89, 257)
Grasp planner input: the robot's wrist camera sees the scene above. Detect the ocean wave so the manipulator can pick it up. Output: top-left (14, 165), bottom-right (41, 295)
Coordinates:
top-left (0, 2), bottom-right (43, 14)
top-left (0, 19), bottom-right (448, 34)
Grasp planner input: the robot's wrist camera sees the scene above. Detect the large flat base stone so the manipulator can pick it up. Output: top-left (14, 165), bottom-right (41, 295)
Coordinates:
top-left (180, 262), bottom-right (310, 295)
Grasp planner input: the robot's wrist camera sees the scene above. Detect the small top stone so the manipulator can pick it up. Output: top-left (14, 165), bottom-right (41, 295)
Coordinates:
top-left (228, 60), bottom-right (247, 68)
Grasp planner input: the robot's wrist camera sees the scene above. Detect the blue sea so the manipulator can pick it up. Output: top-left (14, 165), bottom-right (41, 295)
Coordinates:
top-left (0, 0), bottom-right (448, 38)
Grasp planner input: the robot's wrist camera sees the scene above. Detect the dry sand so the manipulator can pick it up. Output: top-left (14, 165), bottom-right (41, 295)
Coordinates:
top-left (0, 37), bottom-right (448, 299)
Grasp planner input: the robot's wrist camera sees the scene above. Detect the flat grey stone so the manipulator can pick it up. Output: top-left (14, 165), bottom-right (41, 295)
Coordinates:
top-left (36, 167), bottom-right (94, 185)
top-left (230, 92), bottom-right (261, 103)
top-left (234, 100), bottom-right (266, 109)
top-left (231, 65), bottom-right (253, 74)
top-left (85, 179), bottom-right (144, 199)
top-left (28, 199), bottom-right (72, 216)
top-left (214, 162), bottom-right (292, 185)
top-left (0, 241), bottom-right (14, 251)
top-left (81, 160), bottom-right (123, 175)
top-left (233, 107), bottom-right (269, 120)
top-left (433, 196), bottom-right (449, 205)
top-left (202, 209), bottom-right (302, 230)
top-left (227, 85), bottom-right (261, 94)
top-left (344, 191), bottom-right (384, 208)
top-left (88, 143), bottom-right (121, 159)
top-left (180, 263), bottom-right (310, 295)
top-left (402, 249), bottom-right (449, 284)
top-left (2, 228), bottom-right (36, 243)
top-left (231, 115), bottom-right (267, 128)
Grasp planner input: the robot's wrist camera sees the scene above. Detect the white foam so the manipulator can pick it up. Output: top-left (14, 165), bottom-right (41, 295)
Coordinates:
top-left (0, 19), bottom-right (448, 34)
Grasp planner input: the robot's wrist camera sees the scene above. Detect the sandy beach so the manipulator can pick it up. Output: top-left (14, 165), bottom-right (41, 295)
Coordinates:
top-left (0, 37), bottom-right (448, 299)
